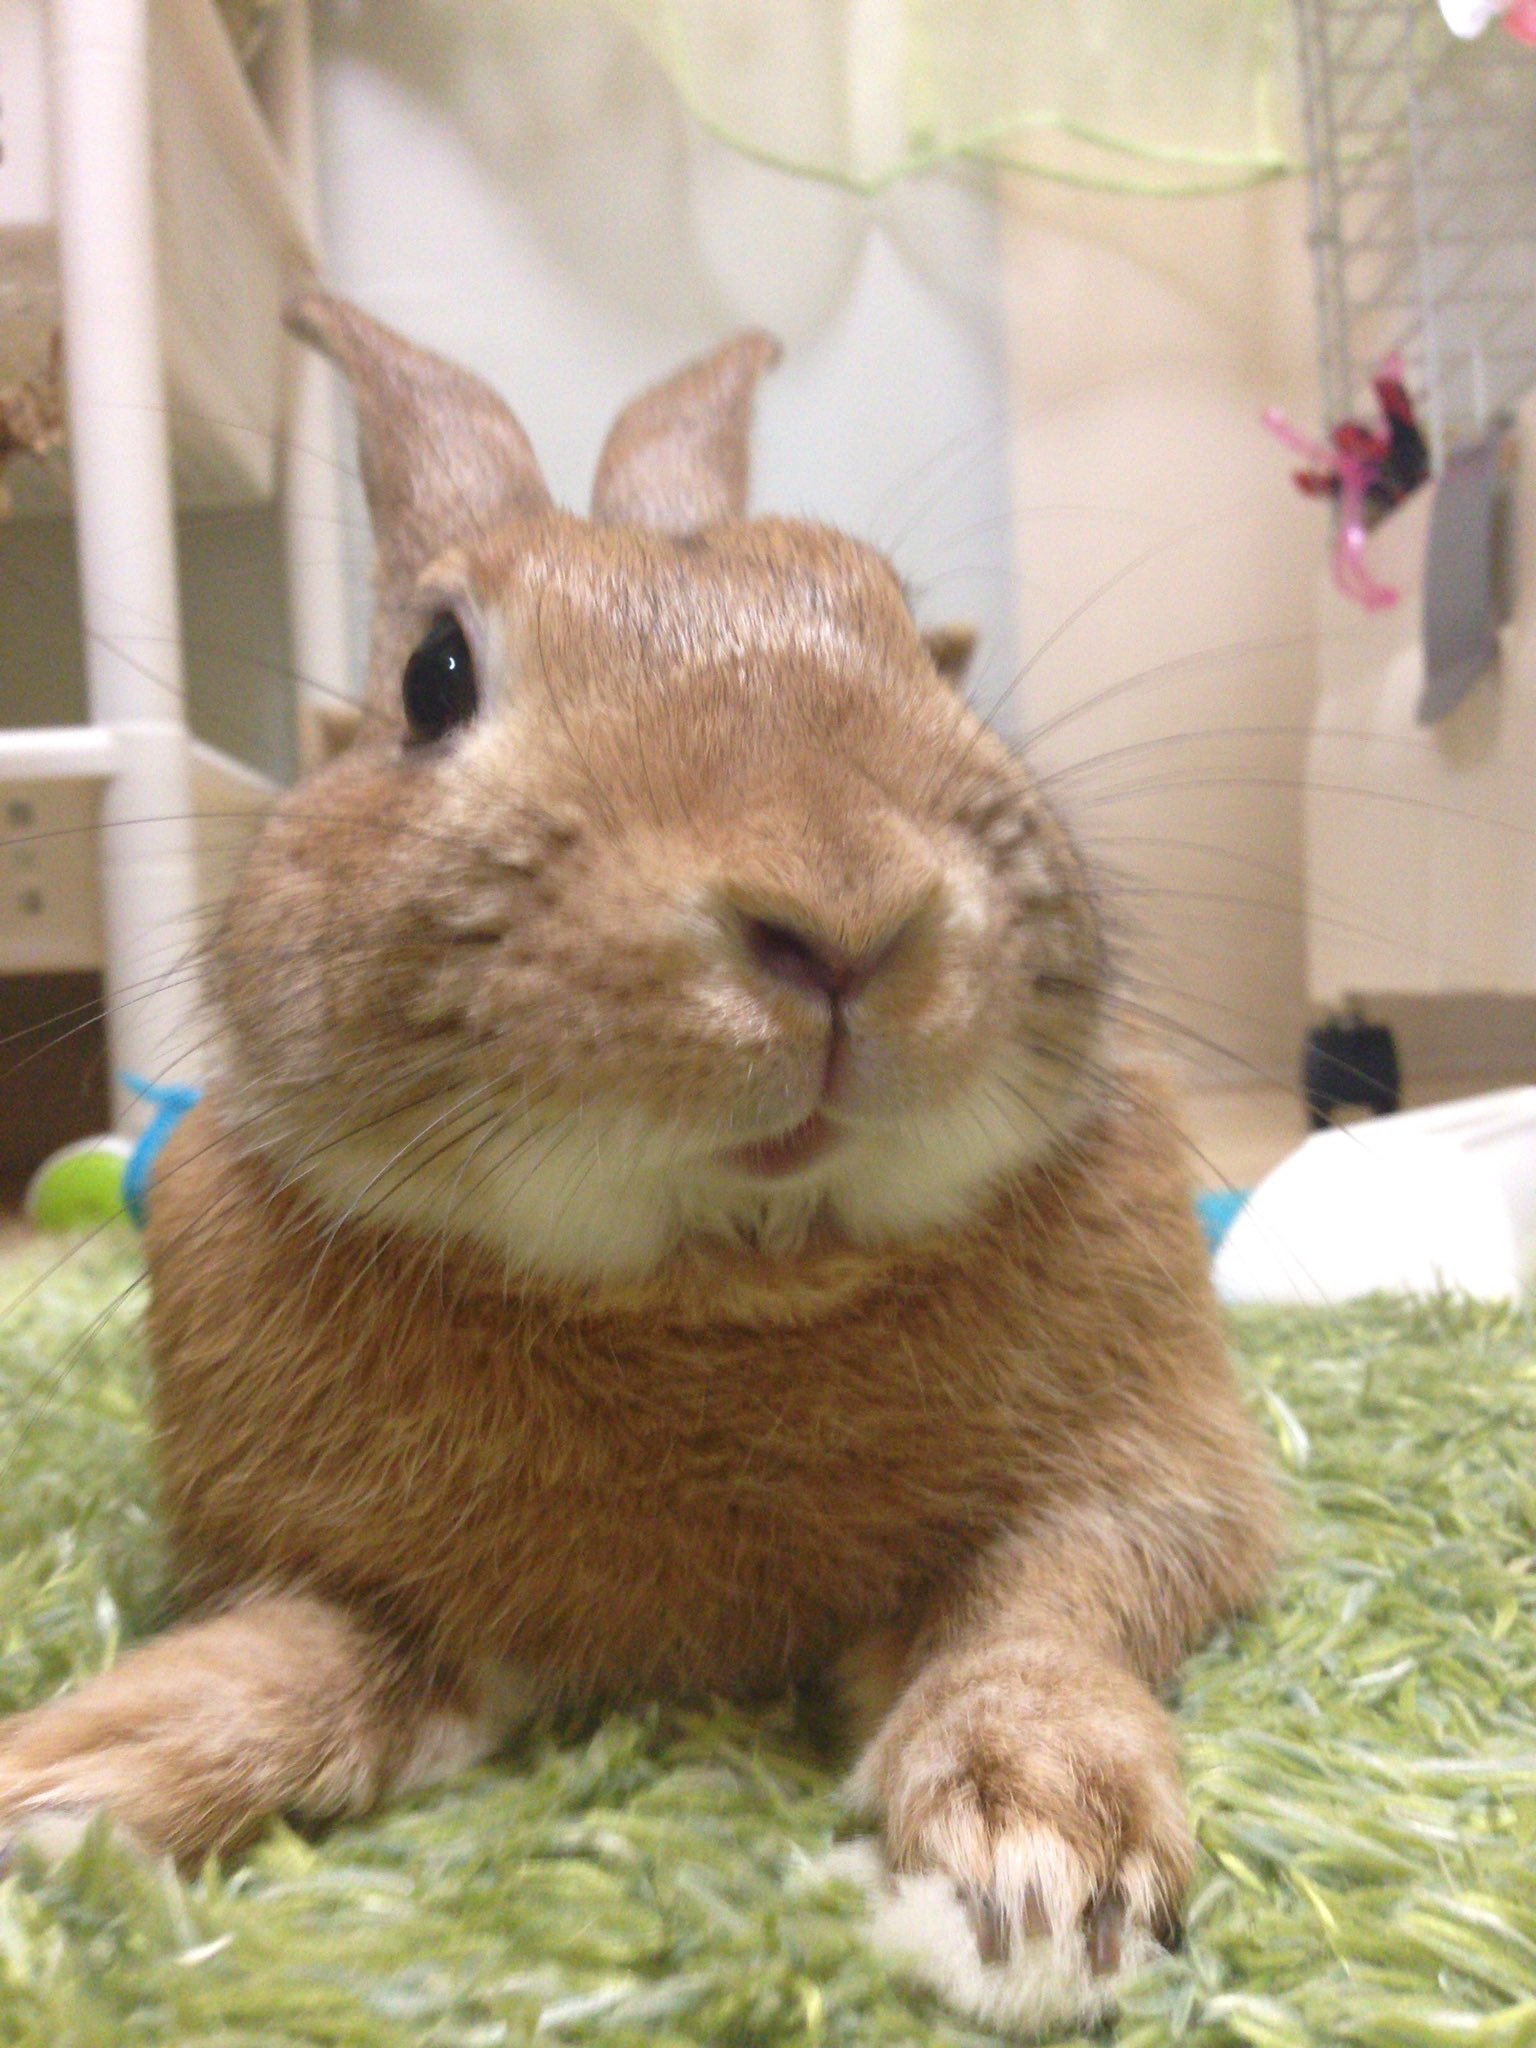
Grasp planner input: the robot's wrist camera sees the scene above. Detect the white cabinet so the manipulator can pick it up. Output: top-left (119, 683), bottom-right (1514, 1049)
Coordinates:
top-left (0, 0), bottom-right (350, 1116)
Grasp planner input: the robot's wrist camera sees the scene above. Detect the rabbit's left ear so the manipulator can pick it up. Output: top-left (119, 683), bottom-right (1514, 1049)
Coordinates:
top-left (286, 290), bottom-right (552, 564)
top-left (285, 289), bottom-right (553, 701)
top-left (591, 331), bottom-right (781, 535)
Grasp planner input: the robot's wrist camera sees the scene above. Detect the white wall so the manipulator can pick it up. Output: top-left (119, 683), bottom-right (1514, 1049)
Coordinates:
top-left (1000, 178), bottom-right (1321, 1088)
top-left (311, 0), bottom-right (1023, 721)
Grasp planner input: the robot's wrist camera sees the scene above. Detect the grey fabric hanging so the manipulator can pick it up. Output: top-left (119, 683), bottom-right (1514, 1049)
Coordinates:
top-left (1419, 419), bottom-right (1514, 725)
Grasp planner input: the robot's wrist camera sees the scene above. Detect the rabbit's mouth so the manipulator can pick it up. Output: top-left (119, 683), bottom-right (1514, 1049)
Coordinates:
top-left (719, 1112), bottom-right (837, 1179)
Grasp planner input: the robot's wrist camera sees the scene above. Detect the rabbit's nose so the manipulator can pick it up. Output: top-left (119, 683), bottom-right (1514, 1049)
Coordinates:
top-left (718, 881), bottom-right (944, 1010)
top-left (739, 915), bottom-right (878, 1002)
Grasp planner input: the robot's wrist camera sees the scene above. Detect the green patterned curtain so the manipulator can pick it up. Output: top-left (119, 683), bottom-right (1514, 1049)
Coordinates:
top-left (601, 0), bottom-right (1301, 193)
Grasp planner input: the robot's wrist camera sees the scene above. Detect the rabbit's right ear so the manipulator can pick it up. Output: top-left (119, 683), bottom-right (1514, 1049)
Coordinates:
top-left (286, 290), bottom-right (552, 697)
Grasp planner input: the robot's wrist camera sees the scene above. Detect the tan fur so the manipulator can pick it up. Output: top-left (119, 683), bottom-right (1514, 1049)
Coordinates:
top-left (0, 295), bottom-right (1279, 2031)
top-left (591, 330), bottom-right (781, 532)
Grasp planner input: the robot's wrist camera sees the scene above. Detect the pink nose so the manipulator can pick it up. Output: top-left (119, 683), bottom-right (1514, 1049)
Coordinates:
top-left (740, 915), bottom-right (874, 1002)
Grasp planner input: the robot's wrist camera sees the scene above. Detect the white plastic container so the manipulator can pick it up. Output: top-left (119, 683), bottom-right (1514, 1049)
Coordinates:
top-left (1215, 1087), bottom-right (1536, 1306)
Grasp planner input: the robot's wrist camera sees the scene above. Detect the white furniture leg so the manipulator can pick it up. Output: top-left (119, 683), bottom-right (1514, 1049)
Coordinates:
top-left (262, 0), bottom-right (353, 764)
top-left (46, 0), bottom-right (203, 1121)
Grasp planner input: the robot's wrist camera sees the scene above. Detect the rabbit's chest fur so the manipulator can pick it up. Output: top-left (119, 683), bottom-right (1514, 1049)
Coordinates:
top-left (145, 1086), bottom-right (1204, 1701)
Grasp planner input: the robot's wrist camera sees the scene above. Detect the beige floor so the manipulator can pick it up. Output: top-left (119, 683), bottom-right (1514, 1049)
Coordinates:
top-left (1182, 1087), bottom-right (1307, 1193)
top-left (1181, 1073), bottom-right (1531, 1192)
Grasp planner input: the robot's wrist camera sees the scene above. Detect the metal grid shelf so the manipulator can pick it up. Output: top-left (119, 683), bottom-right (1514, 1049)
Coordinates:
top-left (1295, 0), bottom-right (1536, 463)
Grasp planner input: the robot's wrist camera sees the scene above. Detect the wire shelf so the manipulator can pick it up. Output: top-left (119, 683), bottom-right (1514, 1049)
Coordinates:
top-left (1294, 0), bottom-right (1536, 463)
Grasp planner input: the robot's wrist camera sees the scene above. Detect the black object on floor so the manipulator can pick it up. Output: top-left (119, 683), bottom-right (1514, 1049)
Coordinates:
top-left (1302, 1015), bottom-right (1402, 1129)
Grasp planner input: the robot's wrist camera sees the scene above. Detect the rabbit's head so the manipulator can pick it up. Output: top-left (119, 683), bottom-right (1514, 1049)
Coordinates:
top-left (213, 295), bottom-right (1108, 1282)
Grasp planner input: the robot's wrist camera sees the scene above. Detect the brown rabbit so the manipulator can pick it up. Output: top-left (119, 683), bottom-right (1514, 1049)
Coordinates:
top-left (0, 294), bottom-right (1280, 2033)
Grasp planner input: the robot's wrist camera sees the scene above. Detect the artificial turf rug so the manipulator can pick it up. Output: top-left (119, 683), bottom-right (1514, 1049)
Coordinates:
top-left (0, 1236), bottom-right (1532, 2048)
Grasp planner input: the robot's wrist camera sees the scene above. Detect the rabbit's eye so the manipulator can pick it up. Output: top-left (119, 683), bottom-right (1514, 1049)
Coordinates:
top-left (403, 612), bottom-right (478, 743)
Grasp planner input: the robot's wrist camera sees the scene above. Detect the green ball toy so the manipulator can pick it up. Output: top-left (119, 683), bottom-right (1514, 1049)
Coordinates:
top-left (24, 1136), bottom-right (132, 1232)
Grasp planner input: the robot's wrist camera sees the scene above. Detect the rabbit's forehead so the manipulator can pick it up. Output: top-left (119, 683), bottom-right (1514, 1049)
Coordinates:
top-left (469, 516), bottom-right (918, 675)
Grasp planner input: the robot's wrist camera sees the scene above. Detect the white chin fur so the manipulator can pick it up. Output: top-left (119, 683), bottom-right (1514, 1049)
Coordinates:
top-left (805, 1840), bottom-right (1157, 2037)
top-left (280, 1053), bottom-right (1087, 1284)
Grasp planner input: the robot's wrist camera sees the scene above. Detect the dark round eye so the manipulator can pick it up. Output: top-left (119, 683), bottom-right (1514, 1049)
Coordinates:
top-left (403, 612), bottom-right (477, 743)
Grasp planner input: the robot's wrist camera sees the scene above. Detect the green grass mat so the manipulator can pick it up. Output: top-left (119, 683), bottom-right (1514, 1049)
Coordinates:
top-left (0, 1236), bottom-right (1533, 2047)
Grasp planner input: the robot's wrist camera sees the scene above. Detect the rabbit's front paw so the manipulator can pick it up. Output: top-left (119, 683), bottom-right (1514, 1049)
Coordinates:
top-left (847, 1641), bottom-right (1191, 2033)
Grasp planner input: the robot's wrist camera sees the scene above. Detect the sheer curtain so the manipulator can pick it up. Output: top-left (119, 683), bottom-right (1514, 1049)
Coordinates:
top-left (602, 0), bottom-right (1299, 193)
